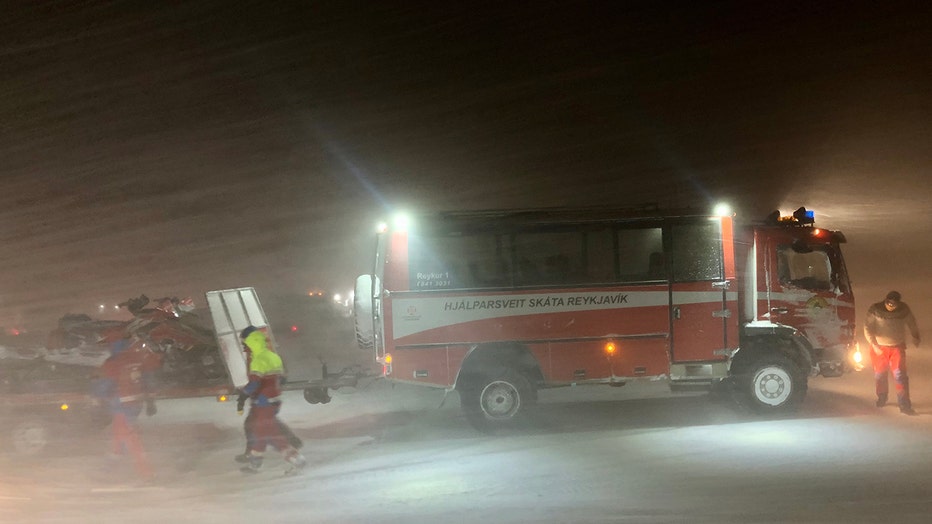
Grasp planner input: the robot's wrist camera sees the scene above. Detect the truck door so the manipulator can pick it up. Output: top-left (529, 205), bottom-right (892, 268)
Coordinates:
top-left (762, 231), bottom-right (856, 354)
top-left (668, 219), bottom-right (736, 362)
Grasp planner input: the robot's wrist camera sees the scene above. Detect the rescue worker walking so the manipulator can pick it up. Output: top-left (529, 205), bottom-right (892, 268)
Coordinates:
top-left (235, 330), bottom-right (302, 461)
top-left (236, 326), bottom-right (306, 474)
top-left (95, 336), bottom-right (161, 479)
top-left (864, 291), bottom-right (921, 415)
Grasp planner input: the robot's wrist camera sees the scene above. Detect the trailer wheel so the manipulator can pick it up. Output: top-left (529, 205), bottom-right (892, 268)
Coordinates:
top-left (304, 387), bottom-right (331, 405)
top-left (460, 368), bottom-right (534, 432)
top-left (11, 418), bottom-right (52, 456)
top-left (736, 354), bottom-right (807, 415)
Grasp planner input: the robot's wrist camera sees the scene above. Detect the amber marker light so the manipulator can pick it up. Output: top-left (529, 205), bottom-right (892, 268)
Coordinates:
top-left (851, 343), bottom-right (865, 372)
top-left (382, 353), bottom-right (393, 375)
top-left (60, 403), bottom-right (69, 411)
top-left (605, 342), bottom-right (617, 355)
top-left (217, 394), bottom-right (230, 402)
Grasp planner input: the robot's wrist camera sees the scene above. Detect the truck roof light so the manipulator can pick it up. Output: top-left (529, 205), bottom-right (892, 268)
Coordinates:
top-left (766, 207), bottom-right (816, 226)
top-left (792, 207), bottom-right (815, 224)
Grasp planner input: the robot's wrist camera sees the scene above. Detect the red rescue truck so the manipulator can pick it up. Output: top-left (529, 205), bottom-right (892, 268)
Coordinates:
top-left (354, 205), bottom-right (859, 430)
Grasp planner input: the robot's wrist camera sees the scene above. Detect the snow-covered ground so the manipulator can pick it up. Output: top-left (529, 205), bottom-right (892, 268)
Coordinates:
top-left (3, 345), bottom-right (932, 523)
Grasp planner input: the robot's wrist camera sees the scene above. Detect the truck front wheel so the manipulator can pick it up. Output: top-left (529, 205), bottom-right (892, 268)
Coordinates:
top-left (736, 355), bottom-right (807, 415)
top-left (460, 368), bottom-right (535, 432)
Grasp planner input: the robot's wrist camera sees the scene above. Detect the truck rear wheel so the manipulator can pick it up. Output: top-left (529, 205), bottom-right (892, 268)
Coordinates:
top-left (460, 368), bottom-right (535, 432)
top-left (736, 355), bottom-right (807, 415)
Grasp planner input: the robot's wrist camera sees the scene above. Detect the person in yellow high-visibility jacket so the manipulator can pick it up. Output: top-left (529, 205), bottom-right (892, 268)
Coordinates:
top-left (237, 326), bottom-right (306, 474)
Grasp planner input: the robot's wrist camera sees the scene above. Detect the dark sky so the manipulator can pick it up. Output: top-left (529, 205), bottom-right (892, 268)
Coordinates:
top-left (1, 1), bottom-right (929, 330)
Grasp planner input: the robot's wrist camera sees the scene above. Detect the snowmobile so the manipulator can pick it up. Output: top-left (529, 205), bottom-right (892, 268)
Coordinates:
top-left (46, 295), bottom-right (226, 385)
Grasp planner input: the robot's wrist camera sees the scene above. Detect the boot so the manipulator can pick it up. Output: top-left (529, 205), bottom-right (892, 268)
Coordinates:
top-left (284, 450), bottom-right (307, 475)
top-left (240, 453), bottom-right (263, 473)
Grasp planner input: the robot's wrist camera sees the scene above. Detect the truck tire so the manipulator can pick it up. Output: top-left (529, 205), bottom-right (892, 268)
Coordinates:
top-left (353, 275), bottom-right (377, 351)
top-left (460, 368), bottom-right (535, 432)
top-left (735, 354), bottom-right (807, 415)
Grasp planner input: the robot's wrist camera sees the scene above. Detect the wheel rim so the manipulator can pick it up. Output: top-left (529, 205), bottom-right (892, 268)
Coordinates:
top-left (479, 380), bottom-right (521, 419)
top-left (13, 421), bottom-right (49, 456)
top-left (752, 365), bottom-right (793, 406)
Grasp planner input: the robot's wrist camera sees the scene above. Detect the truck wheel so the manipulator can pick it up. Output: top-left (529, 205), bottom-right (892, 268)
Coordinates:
top-left (736, 355), bottom-right (807, 415)
top-left (11, 418), bottom-right (52, 456)
top-left (460, 368), bottom-right (535, 432)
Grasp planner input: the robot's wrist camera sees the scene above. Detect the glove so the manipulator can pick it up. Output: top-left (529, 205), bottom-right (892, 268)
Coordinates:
top-left (145, 399), bottom-right (157, 417)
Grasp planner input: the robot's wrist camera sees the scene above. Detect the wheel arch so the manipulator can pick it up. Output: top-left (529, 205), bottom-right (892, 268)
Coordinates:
top-left (733, 323), bottom-right (815, 376)
top-left (454, 342), bottom-right (544, 391)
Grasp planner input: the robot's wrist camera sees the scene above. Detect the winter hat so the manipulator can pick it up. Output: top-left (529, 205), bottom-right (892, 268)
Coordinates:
top-left (885, 291), bottom-right (902, 303)
top-left (240, 325), bottom-right (259, 340)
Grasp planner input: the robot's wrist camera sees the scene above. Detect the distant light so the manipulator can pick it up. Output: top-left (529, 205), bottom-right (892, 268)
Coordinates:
top-left (114, 305), bottom-right (120, 310)
top-left (713, 203), bottom-right (733, 217)
top-left (604, 342), bottom-right (617, 355)
top-left (333, 294), bottom-right (342, 302)
top-left (98, 304), bottom-right (105, 310)
top-left (291, 325), bottom-right (298, 332)
top-left (376, 221), bottom-right (388, 234)
top-left (317, 292), bottom-right (323, 296)
top-left (60, 403), bottom-right (69, 411)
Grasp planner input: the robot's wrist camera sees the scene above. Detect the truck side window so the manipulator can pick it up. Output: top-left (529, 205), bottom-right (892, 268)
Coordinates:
top-left (777, 245), bottom-right (832, 290)
top-left (512, 230), bottom-right (585, 286)
top-left (670, 223), bottom-right (723, 282)
top-left (616, 227), bottom-right (664, 281)
top-left (409, 233), bottom-right (511, 289)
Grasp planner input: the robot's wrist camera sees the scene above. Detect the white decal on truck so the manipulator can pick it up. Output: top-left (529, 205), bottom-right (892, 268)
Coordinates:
top-left (392, 290), bottom-right (732, 339)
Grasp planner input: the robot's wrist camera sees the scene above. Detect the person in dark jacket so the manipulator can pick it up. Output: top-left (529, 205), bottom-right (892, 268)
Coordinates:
top-left (236, 326), bottom-right (306, 473)
top-left (864, 291), bottom-right (921, 415)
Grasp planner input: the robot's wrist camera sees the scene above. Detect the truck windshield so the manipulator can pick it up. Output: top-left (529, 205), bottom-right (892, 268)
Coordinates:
top-left (777, 245), bottom-right (833, 291)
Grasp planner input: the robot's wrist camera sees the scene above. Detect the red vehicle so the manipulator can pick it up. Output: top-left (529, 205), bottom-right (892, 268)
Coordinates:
top-left (354, 205), bottom-right (858, 430)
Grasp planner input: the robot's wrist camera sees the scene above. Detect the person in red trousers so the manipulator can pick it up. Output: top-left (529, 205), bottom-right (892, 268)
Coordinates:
top-left (95, 336), bottom-right (161, 479)
top-left (864, 291), bottom-right (921, 415)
